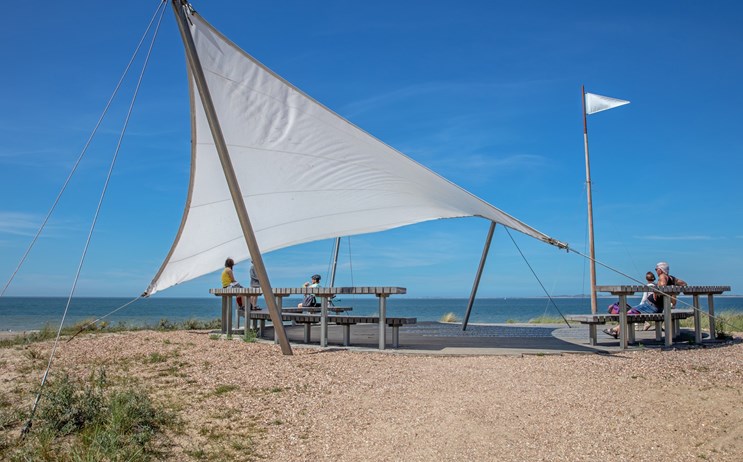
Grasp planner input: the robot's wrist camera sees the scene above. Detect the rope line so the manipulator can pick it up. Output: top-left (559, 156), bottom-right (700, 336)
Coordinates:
top-left (504, 228), bottom-right (571, 328)
top-left (2, 2), bottom-right (167, 299)
top-left (21, 2), bottom-right (168, 438)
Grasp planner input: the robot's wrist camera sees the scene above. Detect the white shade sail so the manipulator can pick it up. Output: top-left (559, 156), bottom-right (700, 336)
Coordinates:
top-left (144, 9), bottom-right (566, 296)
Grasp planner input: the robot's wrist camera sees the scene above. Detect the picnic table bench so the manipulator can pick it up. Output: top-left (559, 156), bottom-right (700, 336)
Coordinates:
top-left (237, 305), bottom-right (352, 329)
top-left (210, 286), bottom-right (409, 350)
top-left (567, 285), bottom-right (730, 349)
top-left (245, 310), bottom-right (416, 348)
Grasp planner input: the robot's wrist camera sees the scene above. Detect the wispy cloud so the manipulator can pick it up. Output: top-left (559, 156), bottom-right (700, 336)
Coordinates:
top-left (0, 212), bottom-right (41, 236)
top-left (339, 80), bottom-right (554, 119)
top-left (0, 211), bottom-right (81, 238)
top-left (340, 83), bottom-right (446, 118)
top-left (634, 235), bottom-right (716, 241)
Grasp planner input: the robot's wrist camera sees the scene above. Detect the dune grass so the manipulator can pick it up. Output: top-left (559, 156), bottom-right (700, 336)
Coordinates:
top-left (527, 316), bottom-right (568, 324)
top-left (439, 312), bottom-right (459, 323)
top-left (1, 368), bottom-right (177, 461)
top-left (0, 318), bottom-right (222, 349)
top-left (679, 310), bottom-right (743, 338)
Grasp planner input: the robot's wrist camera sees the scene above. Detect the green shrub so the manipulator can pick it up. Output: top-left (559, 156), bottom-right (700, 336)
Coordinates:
top-left (243, 329), bottom-right (257, 343)
top-left (679, 310), bottom-right (743, 339)
top-left (9, 368), bottom-right (176, 461)
top-left (528, 316), bottom-right (565, 324)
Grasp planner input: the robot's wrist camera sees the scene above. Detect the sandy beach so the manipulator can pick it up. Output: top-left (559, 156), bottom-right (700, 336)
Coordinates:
top-left (2, 329), bottom-right (741, 461)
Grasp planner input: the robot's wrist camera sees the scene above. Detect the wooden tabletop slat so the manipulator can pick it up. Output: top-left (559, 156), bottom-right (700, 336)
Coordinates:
top-left (209, 286), bottom-right (407, 296)
top-left (595, 285), bottom-right (730, 295)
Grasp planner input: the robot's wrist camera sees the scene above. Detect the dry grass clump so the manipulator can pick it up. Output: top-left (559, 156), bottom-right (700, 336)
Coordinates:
top-left (1, 368), bottom-right (177, 461)
top-left (439, 312), bottom-right (459, 323)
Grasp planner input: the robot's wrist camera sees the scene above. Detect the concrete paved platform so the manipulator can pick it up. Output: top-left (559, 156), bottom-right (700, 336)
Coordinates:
top-left (225, 321), bottom-right (726, 355)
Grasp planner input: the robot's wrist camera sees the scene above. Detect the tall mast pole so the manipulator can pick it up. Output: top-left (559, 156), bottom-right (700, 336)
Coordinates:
top-left (582, 85), bottom-right (598, 314)
top-left (171, 0), bottom-right (292, 354)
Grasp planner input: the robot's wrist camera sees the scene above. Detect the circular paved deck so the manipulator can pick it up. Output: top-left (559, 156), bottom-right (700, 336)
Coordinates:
top-left (231, 321), bottom-right (725, 355)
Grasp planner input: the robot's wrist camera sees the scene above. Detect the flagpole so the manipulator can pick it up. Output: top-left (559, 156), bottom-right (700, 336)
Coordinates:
top-left (582, 85), bottom-right (598, 315)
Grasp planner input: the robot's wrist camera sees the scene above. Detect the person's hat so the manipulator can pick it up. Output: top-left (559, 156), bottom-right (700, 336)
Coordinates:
top-left (656, 262), bottom-right (669, 274)
top-left (311, 274), bottom-right (321, 280)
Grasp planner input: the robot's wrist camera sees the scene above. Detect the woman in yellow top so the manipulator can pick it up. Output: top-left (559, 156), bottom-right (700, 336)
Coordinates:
top-left (222, 258), bottom-right (247, 310)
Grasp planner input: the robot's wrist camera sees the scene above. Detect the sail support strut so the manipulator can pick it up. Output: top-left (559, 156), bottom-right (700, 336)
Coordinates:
top-left (462, 221), bottom-right (496, 330)
top-left (171, 0), bottom-right (292, 354)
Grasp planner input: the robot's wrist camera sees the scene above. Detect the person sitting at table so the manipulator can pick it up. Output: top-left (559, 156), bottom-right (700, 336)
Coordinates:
top-left (603, 270), bottom-right (658, 339)
top-left (648, 261), bottom-right (687, 309)
top-left (222, 258), bottom-right (245, 311)
top-left (221, 258), bottom-right (260, 312)
top-left (636, 271), bottom-right (658, 313)
top-left (248, 263), bottom-right (260, 311)
top-left (298, 274), bottom-right (322, 308)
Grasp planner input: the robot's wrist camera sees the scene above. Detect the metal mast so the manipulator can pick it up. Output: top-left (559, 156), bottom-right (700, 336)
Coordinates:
top-left (582, 85), bottom-right (598, 314)
top-left (171, 0), bottom-right (292, 354)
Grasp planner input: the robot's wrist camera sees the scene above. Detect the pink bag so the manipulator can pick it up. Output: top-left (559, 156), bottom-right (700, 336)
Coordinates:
top-left (607, 303), bottom-right (638, 314)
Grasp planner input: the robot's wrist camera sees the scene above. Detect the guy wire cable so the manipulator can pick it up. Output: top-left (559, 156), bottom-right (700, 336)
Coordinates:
top-left (21, 2), bottom-right (168, 437)
top-left (2, 1), bottom-right (168, 298)
top-left (504, 228), bottom-right (571, 328)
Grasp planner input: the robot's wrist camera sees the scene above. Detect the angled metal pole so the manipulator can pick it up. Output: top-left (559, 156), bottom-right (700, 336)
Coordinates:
top-left (172, 1), bottom-right (292, 354)
top-left (462, 222), bottom-right (496, 331)
top-left (328, 237), bottom-right (341, 287)
top-left (582, 85), bottom-right (598, 314)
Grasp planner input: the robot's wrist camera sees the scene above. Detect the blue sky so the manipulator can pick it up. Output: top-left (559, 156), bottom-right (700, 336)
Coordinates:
top-left (1, 0), bottom-right (741, 299)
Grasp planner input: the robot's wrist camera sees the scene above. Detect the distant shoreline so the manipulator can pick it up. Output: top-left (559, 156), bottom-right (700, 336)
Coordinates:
top-left (1, 294), bottom-right (741, 299)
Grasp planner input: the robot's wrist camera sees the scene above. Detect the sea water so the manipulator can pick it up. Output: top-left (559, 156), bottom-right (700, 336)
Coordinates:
top-left (1, 296), bottom-right (741, 332)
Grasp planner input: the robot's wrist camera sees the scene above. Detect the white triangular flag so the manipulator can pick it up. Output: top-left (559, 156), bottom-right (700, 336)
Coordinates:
top-left (585, 92), bottom-right (630, 115)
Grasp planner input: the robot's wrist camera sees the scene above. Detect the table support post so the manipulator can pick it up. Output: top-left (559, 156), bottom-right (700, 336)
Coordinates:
top-left (321, 296), bottom-right (328, 347)
top-left (227, 298), bottom-right (233, 335)
top-left (274, 296), bottom-right (283, 344)
top-left (589, 325), bottom-right (597, 346)
top-left (221, 296), bottom-right (228, 334)
top-left (693, 294), bottom-right (701, 344)
top-left (619, 294), bottom-right (628, 349)
top-left (379, 295), bottom-right (387, 350)
top-left (707, 294), bottom-right (716, 340)
top-left (663, 294), bottom-right (672, 347)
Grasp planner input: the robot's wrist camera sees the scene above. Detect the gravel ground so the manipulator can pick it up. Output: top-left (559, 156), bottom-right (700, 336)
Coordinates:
top-left (2, 330), bottom-right (741, 461)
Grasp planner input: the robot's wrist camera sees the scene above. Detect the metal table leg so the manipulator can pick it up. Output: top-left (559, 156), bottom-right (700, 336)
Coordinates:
top-left (619, 294), bottom-right (628, 349)
top-left (378, 295), bottom-right (387, 350)
top-left (663, 296), bottom-right (672, 347)
top-left (708, 294), bottom-right (716, 340)
top-left (321, 296), bottom-right (328, 347)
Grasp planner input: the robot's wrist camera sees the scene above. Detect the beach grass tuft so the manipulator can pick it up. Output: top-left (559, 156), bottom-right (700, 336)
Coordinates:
top-left (213, 384), bottom-right (238, 396)
top-left (243, 329), bottom-right (257, 343)
top-left (679, 310), bottom-right (743, 339)
top-left (2, 368), bottom-right (176, 461)
top-left (0, 318), bottom-right (223, 349)
top-left (439, 312), bottom-right (459, 323)
top-left (527, 316), bottom-right (565, 324)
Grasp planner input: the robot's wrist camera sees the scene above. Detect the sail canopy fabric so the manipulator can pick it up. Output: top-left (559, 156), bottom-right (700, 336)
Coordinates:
top-left (145, 8), bottom-right (566, 295)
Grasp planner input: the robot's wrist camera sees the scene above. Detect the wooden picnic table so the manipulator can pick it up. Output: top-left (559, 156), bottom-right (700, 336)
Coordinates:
top-left (210, 286), bottom-right (407, 350)
top-left (579, 285), bottom-right (731, 349)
